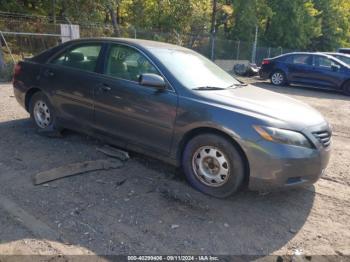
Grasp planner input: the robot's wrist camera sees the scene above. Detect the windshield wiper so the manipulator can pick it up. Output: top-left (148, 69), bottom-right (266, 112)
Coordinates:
top-left (227, 83), bottom-right (248, 88)
top-left (192, 86), bottom-right (227, 90)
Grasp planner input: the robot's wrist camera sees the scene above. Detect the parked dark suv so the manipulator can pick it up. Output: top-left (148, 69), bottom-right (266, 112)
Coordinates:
top-left (13, 39), bottom-right (331, 198)
top-left (259, 52), bottom-right (350, 95)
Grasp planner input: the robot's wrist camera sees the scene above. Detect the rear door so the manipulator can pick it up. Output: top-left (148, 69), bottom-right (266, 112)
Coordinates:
top-left (287, 54), bottom-right (314, 84)
top-left (93, 43), bottom-right (178, 154)
top-left (39, 43), bottom-right (104, 129)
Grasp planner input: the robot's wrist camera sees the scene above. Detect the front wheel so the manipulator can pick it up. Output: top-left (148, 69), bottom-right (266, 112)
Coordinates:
top-left (270, 71), bottom-right (287, 86)
top-left (182, 134), bottom-right (245, 198)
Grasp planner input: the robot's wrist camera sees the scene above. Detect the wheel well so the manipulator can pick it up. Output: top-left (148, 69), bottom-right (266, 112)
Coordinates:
top-left (25, 88), bottom-right (41, 111)
top-left (269, 69), bottom-right (285, 78)
top-left (178, 127), bottom-right (250, 187)
top-left (341, 79), bottom-right (350, 90)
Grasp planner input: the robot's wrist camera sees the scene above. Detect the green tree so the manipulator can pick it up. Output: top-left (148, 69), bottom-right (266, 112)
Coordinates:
top-left (261, 0), bottom-right (321, 49)
top-left (310, 0), bottom-right (350, 51)
top-left (1, 0), bottom-right (350, 51)
top-left (227, 0), bottom-right (271, 42)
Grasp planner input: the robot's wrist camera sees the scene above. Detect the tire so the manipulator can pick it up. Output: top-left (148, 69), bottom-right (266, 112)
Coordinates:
top-left (343, 81), bottom-right (350, 96)
top-left (270, 70), bottom-right (287, 86)
top-left (182, 134), bottom-right (245, 198)
top-left (29, 92), bottom-right (60, 133)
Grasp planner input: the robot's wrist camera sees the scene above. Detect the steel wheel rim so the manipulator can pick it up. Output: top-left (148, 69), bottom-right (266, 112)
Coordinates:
top-left (33, 100), bottom-right (51, 128)
top-left (272, 72), bottom-right (283, 85)
top-left (192, 146), bottom-right (230, 187)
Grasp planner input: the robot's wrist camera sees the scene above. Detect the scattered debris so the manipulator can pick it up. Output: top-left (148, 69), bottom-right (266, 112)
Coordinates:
top-left (97, 145), bottom-right (130, 161)
top-left (159, 186), bottom-right (209, 211)
top-left (293, 248), bottom-right (304, 256)
top-left (78, 222), bottom-right (97, 234)
top-left (171, 224), bottom-right (180, 229)
top-left (289, 228), bottom-right (297, 234)
top-left (96, 179), bottom-right (107, 184)
top-left (33, 159), bottom-right (123, 185)
top-left (258, 191), bottom-right (271, 196)
top-left (115, 179), bottom-right (127, 187)
top-left (41, 183), bottom-right (57, 188)
top-left (335, 250), bottom-right (344, 256)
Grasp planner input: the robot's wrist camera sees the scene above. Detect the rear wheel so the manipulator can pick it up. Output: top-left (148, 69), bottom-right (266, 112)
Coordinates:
top-left (270, 70), bottom-right (287, 86)
top-left (182, 134), bottom-right (245, 198)
top-left (29, 92), bottom-right (60, 133)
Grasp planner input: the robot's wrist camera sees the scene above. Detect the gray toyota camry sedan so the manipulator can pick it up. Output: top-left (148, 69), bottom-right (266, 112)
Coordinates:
top-left (13, 38), bottom-right (331, 198)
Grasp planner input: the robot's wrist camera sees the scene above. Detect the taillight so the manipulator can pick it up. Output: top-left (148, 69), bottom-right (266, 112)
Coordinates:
top-left (262, 59), bottom-right (270, 65)
top-left (13, 63), bottom-right (21, 79)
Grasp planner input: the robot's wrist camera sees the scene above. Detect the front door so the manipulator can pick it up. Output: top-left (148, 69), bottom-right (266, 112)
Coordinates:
top-left (93, 43), bottom-right (178, 154)
top-left (312, 55), bottom-right (344, 89)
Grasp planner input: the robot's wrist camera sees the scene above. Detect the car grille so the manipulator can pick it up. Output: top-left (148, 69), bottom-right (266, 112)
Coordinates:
top-left (313, 130), bottom-right (331, 147)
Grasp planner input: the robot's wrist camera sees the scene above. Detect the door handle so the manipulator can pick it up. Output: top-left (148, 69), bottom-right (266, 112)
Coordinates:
top-left (44, 69), bottom-right (55, 77)
top-left (99, 83), bottom-right (111, 92)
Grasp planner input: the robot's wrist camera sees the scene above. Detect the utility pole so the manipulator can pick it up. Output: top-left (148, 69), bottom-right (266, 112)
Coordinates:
top-left (210, 0), bottom-right (217, 61)
top-left (251, 25), bottom-right (258, 64)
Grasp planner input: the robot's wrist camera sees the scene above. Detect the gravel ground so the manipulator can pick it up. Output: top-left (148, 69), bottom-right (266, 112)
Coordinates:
top-left (0, 81), bottom-right (349, 258)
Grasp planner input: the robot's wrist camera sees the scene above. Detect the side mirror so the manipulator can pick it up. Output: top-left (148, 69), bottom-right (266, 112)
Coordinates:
top-left (331, 64), bottom-right (341, 71)
top-left (139, 73), bottom-right (166, 89)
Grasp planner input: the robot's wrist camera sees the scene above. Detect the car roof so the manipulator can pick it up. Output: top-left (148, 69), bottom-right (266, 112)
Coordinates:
top-left (280, 52), bottom-right (348, 59)
top-left (282, 52), bottom-right (329, 56)
top-left (271, 52), bottom-right (350, 67)
top-left (324, 52), bottom-right (350, 57)
top-left (273, 52), bottom-right (325, 59)
top-left (65, 37), bottom-right (188, 51)
top-left (281, 52), bottom-right (312, 56)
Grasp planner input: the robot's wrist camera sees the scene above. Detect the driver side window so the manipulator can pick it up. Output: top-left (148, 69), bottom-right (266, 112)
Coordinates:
top-left (315, 56), bottom-right (336, 70)
top-left (105, 44), bottom-right (160, 82)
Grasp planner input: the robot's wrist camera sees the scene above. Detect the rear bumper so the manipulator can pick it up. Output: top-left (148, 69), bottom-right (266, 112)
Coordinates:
top-left (246, 123), bottom-right (331, 191)
top-left (13, 80), bottom-right (27, 110)
top-left (258, 68), bottom-right (271, 79)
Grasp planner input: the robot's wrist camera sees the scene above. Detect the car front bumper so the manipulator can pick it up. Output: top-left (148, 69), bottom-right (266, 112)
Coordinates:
top-left (245, 123), bottom-right (331, 191)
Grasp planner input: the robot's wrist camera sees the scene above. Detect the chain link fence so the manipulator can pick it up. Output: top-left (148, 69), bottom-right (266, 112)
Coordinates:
top-left (1, 16), bottom-right (297, 81)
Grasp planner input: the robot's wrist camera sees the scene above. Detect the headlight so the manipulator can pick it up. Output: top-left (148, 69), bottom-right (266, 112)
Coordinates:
top-left (253, 126), bottom-right (313, 148)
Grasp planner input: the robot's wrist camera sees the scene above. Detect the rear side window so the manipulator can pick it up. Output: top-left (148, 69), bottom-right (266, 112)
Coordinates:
top-left (276, 55), bottom-right (290, 62)
top-left (104, 44), bottom-right (159, 82)
top-left (289, 55), bottom-right (312, 65)
top-left (51, 44), bottom-right (102, 72)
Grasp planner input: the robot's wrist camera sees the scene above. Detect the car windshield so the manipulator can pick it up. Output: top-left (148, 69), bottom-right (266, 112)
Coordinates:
top-left (149, 48), bottom-right (240, 90)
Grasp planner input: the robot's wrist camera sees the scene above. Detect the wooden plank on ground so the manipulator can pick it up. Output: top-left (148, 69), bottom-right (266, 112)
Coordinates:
top-left (33, 159), bottom-right (123, 185)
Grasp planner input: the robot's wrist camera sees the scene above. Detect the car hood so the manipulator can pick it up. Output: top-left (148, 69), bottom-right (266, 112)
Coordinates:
top-left (198, 85), bottom-right (326, 129)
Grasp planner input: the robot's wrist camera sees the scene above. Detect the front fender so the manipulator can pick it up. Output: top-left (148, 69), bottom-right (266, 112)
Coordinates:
top-left (170, 98), bottom-right (266, 165)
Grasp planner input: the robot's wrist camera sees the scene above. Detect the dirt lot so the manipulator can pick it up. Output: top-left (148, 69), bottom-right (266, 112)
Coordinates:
top-left (0, 80), bottom-right (349, 258)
